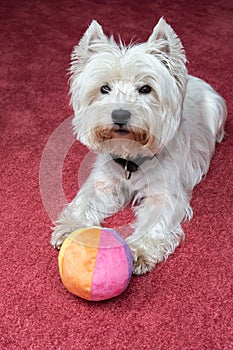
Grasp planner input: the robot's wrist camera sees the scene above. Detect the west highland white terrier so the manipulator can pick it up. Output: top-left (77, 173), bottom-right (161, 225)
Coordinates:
top-left (51, 18), bottom-right (227, 274)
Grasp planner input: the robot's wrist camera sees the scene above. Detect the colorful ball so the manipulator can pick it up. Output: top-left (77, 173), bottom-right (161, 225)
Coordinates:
top-left (58, 227), bottom-right (133, 301)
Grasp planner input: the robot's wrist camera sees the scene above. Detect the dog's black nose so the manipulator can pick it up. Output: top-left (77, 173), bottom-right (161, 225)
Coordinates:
top-left (111, 109), bottom-right (131, 126)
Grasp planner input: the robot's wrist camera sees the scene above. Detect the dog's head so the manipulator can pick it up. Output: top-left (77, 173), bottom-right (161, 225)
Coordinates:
top-left (70, 18), bottom-right (187, 158)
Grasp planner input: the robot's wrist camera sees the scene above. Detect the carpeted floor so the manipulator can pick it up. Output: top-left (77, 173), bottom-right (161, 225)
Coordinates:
top-left (1, 0), bottom-right (232, 349)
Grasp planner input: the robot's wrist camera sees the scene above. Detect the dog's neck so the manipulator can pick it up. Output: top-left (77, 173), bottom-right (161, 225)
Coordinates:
top-left (111, 154), bottom-right (156, 179)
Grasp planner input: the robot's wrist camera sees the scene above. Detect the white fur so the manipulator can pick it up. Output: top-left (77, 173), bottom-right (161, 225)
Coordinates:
top-left (51, 18), bottom-right (227, 274)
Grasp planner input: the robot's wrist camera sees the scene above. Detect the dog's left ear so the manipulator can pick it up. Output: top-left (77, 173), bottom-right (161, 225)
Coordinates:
top-left (147, 17), bottom-right (186, 62)
top-left (147, 18), bottom-right (187, 94)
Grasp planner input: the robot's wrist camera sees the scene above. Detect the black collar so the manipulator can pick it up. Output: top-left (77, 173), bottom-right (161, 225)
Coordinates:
top-left (111, 154), bottom-right (155, 179)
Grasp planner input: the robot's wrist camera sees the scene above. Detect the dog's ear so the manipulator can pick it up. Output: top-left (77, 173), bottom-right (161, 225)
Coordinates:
top-left (70, 20), bottom-right (108, 76)
top-left (78, 20), bottom-right (108, 52)
top-left (147, 17), bottom-right (186, 62)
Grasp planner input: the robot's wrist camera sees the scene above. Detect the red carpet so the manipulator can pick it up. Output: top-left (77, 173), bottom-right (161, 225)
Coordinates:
top-left (1, 0), bottom-right (232, 349)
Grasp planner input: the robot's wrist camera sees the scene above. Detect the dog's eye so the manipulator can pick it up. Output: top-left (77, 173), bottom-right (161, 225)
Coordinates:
top-left (100, 85), bottom-right (111, 94)
top-left (138, 85), bottom-right (152, 94)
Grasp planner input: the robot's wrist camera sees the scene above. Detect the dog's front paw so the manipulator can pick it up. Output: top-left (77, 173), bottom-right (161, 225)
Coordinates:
top-left (50, 226), bottom-right (71, 249)
top-left (127, 241), bottom-right (158, 275)
top-left (51, 219), bottom-right (81, 249)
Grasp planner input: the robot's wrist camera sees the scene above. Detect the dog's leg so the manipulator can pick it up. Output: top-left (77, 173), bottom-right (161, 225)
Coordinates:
top-left (127, 192), bottom-right (191, 275)
top-left (51, 173), bottom-right (130, 249)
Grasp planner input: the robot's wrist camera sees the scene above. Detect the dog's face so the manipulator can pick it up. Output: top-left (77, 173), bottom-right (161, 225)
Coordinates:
top-left (70, 18), bottom-right (187, 158)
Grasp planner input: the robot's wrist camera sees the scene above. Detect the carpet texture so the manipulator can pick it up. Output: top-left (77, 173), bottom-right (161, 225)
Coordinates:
top-left (1, 0), bottom-right (232, 349)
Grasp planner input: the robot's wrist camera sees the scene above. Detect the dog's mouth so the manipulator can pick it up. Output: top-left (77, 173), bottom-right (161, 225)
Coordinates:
top-left (94, 125), bottom-right (155, 148)
top-left (112, 126), bottom-right (130, 137)
top-left (115, 129), bottom-right (129, 135)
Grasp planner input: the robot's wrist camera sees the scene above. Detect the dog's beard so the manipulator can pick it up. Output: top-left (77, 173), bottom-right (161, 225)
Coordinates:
top-left (93, 125), bottom-right (156, 158)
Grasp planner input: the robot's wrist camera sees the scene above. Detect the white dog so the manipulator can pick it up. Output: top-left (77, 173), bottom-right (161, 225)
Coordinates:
top-left (51, 18), bottom-right (227, 275)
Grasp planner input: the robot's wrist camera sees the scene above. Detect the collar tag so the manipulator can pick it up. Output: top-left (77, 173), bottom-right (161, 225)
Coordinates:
top-left (111, 153), bottom-right (156, 180)
top-left (124, 160), bottom-right (132, 180)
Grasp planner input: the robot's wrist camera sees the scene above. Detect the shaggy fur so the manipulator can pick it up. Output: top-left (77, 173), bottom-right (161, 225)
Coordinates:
top-left (51, 18), bottom-right (227, 275)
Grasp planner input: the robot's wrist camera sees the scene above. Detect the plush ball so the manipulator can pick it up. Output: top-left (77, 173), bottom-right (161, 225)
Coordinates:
top-left (58, 227), bottom-right (133, 301)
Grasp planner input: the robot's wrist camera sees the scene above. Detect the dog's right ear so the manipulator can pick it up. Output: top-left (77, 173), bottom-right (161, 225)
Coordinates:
top-left (70, 20), bottom-right (108, 76)
top-left (78, 20), bottom-right (108, 52)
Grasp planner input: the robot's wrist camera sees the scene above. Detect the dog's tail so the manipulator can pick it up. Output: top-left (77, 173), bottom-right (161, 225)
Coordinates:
top-left (203, 80), bottom-right (227, 143)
